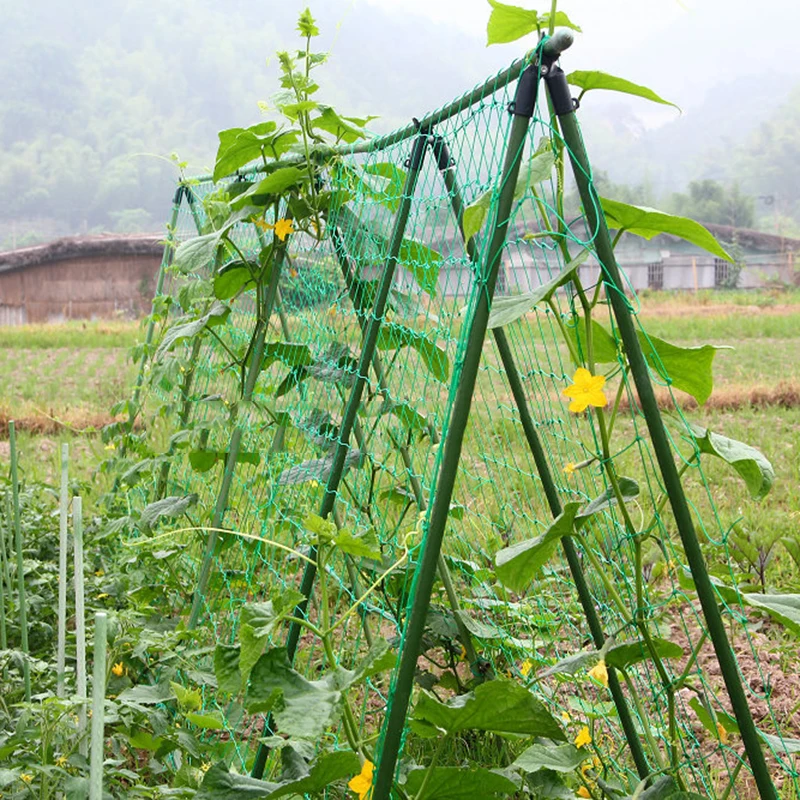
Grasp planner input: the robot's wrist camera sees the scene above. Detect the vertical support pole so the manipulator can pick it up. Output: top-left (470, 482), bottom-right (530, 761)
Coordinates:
top-left (546, 66), bottom-right (776, 800)
top-left (89, 611), bottom-right (108, 800)
top-left (692, 256), bottom-right (698, 293)
top-left (73, 496), bottom-right (88, 757)
top-left (9, 421), bottom-right (30, 702)
top-left (188, 248), bottom-right (285, 628)
top-left (250, 133), bottom-right (430, 781)
top-left (57, 443), bottom-right (69, 697)
top-left (433, 132), bottom-right (650, 780)
top-left (371, 63), bottom-right (540, 800)
top-left (1, 493), bottom-right (12, 612)
top-left (0, 502), bottom-right (6, 660)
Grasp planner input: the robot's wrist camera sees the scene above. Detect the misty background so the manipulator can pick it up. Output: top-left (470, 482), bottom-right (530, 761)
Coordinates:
top-left (2, 0), bottom-right (799, 250)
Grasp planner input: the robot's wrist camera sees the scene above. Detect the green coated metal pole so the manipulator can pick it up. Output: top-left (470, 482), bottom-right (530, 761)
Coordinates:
top-left (433, 131), bottom-right (650, 781)
top-left (89, 611), bottom-right (108, 800)
top-left (328, 225), bottom-right (480, 667)
top-left (8, 421), bottom-right (30, 702)
top-left (251, 133), bottom-right (430, 781)
top-left (371, 62), bottom-right (540, 800)
top-left (546, 65), bottom-right (776, 800)
top-left (57, 443), bottom-right (69, 697)
top-left (493, 330), bottom-right (649, 781)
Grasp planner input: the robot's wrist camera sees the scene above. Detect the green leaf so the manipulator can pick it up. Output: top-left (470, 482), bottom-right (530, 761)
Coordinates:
top-left (377, 323), bottom-right (449, 382)
top-left (487, 251), bottom-right (589, 329)
top-left (638, 333), bottom-right (724, 405)
top-left (486, 0), bottom-right (539, 45)
top-left (277, 448), bottom-right (362, 486)
top-left (600, 198), bottom-right (732, 261)
top-left (539, 11), bottom-right (582, 31)
top-left (513, 147), bottom-right (556, 201)
top-left (342, 638), bottom-right (397, 687)
top-left (495, 503), bottom-right (581, 592)
top-left (567, 71), bottom-right (678, 109)
top-left (745, 594), bottom-right (800, 636)
top-left (170, 681), bottom-right (202, 711)
top-left (262, 342), bottom-right (314, 370)
top-left (333, 528), bottom-right (381, 560)
top-left (231, 167), bottom-right (307, 209)
top-left (189, 450), bottom-right (219, 473)
top-left (268, 750), bottom-right (360, 799)
top-left (156, 301), bottom-right (231, 360)
top-left (757, 730), bottom-right (800, 755)
top-left (214, 262), bottom-right (254, 300)
top-left (566, 318), bottom-right (619, 365)
top-left (404, 767), bottom-right (518, 800)
top-left (116, 682), bottom-right (173, 707)
top-left (540, 650), bottom-right (597, 678)
top-left (214, 645), bottom-right (241, 695)
top-left (577, 477), bottom-right (639, 521)
top-left (214, 122), bottom-right (278, 182)
top-left (246, 648), bottom-right (342, 739)
top-left (386, 401), bottom-right (428, 433)
top-left (606, 638), bottom-right (683, 670)
top-left (197, 762), bottom-right (279, 799)
top-left (410, 679), bottom-right (565, 740)
top-left (462, 190), bottom-right (493, 242)
top-left (363, 162), bottom-right (407, 213)
top-left (186, 711), bottom-right (225, 730)
top-left (398, 238), bottom-right (442, 296)
top-left (690, 425), bottom-right (775, 500)
top-left (139, 494), bottom-right (198, 531)
top-left (512, 743), bottom-right (586, 774)
top-left (312, 107), bottom-right (371, 143)
top-left (173, 232), bottom-right (222, 275)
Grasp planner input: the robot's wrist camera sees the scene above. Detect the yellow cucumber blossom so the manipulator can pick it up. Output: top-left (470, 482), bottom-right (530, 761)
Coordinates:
top-left (563, 368), bottom-right (608, 414)
top-left (348, 759), bottom-right (374, 799)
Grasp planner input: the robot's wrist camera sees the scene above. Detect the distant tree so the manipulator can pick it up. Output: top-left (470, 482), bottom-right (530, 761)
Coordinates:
top-left (668, 179), bottom-right (754, 228)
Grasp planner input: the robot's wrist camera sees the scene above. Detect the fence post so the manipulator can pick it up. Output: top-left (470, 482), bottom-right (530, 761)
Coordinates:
top-left (57, 443), bottom-right (69, 697)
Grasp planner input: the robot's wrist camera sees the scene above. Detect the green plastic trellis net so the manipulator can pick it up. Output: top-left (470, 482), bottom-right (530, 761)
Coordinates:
top-left (119, 48), bottom-right (799, 799)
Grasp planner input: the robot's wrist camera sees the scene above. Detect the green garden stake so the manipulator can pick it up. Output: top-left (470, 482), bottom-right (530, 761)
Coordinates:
top-left (434, 132), bottom-right (651, 781)
top-left (543, 57), bottom-right (777, 800)
top-left (73, 495), bottom-right (88, 757)
top-left (372, 55), bottom-right (543, 800)
top-left (9, 420), bottom-right (31, 702)
top-left (89, 611), bottom-right (108, 800)
top-left (1, 492), bottom-right (12, 614)
top-left (57, 443), bottom-right (69, 697)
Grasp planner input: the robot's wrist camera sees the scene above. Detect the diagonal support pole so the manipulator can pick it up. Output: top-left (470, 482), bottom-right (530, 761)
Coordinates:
top-left (433, 130), bottom-right (650, 781)
top-left (371, 59), bottom-right (541, 800)
top-left (251, 132), bottom-right (430, 779)
top-left (545, 63), bottom-right (776, 800)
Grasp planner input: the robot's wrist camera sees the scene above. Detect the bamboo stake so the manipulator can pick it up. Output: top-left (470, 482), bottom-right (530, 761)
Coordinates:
top-left (57, 443), bottom-right (69, 697)
top-left (9, 421), bottom-right (30, 702)
top-left (73, 496), bottom-right (88, 756)
top-left (89, 612), bottom-right (108, 800)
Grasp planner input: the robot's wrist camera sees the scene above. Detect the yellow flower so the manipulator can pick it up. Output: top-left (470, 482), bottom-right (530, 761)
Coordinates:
top-left (561, 710), bottom-right (571, 723)
top-left (200, 762), bottom-right (212, 773)
top-left (254, 218), bottom-right (270, 232)
top-left (563, 368), bottom-right (608, 414)
top-left (564, 462), bottom-right (576, 476)
top-left (578, 786), bottom-right (591, 798)
top-left (574, 725), bottom-right (592, 748)
top-left (273, 218), bottom-right (295, 241)
top-left (458, 644), bottom-right (468, 661)
top-left (95, 569), bottom-right (104, 577)
top-left (21, 774), bottom-right (33, 784)
top-left (112, 662), bottom-right (125, 677)
top-left (588, 660), bottom-right (609, 688)
top-left (95, 593), bottom-right (110, 600)
top-left (717, 722), bottom-right (729, 745)
top-left (104, 442), bottom-right (116, 451)
top-left (348, 759), bottom-right (374, 800)
top-left (56, 756), bottom-right (68, 768)
top-left (289, 268), bottom-right (299, 278)
top-left (520, 659), bottom-right (534, 677)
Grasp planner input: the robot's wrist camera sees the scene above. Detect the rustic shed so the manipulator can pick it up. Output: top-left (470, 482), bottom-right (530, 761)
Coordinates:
top-left (0, 234), bottom-right (164, 325)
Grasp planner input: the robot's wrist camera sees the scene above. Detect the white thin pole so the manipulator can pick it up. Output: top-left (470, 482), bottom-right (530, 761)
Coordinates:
top-left (73, 496), bottom-right (88, 756)
top-left (57, 443), bottom-right (69, 697)
top-left (89, 611), bottom-right (107, 800)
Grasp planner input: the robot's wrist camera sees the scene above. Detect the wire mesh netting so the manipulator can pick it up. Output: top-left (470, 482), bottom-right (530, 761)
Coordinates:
top-left (124, 51), bottom-right (799, 798)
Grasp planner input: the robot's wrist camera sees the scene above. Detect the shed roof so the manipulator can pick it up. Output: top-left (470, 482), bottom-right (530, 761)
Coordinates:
top-left (0, 234), bottom-right (164, 276)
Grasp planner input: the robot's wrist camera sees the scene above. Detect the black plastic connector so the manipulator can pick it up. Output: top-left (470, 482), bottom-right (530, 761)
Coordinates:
top-left (544, 65), bottom-right (575, 117)
top-left (430, 135), bottom-right (452, 172)
top-left (508, 63), bottom-right (539, 118)
top-left (172, 184), bottom-right (185, 205)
